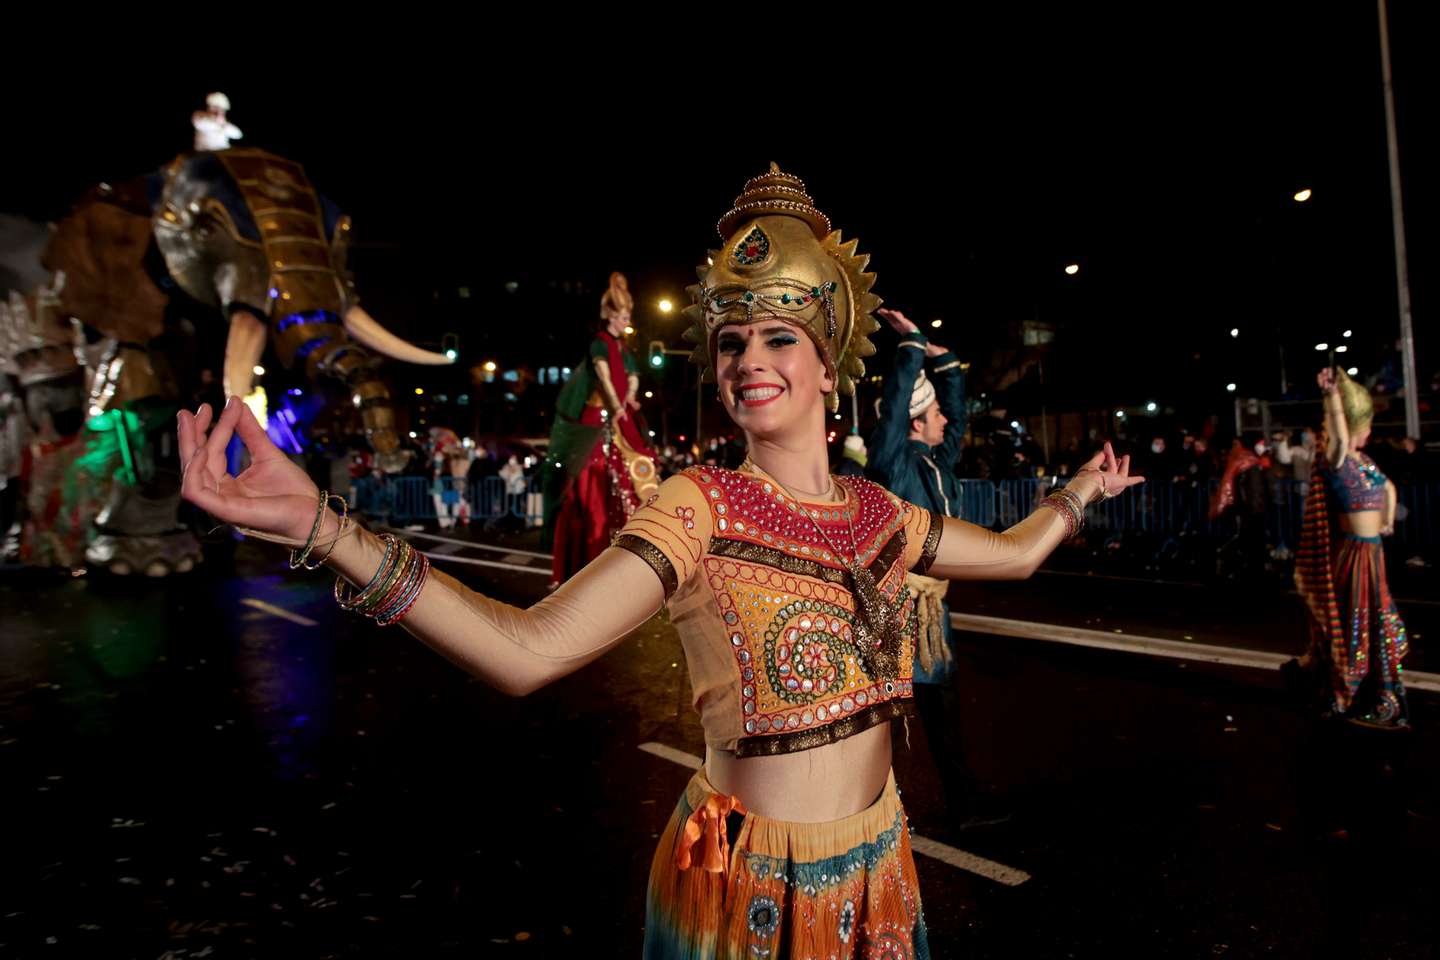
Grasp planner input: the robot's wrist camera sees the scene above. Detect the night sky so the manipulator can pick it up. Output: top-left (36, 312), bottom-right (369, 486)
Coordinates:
top-left (4, 10), bottom-right (1433, 439)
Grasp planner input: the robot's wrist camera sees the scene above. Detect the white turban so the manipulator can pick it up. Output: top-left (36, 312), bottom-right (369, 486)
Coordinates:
top-left (206, 92), bottom-right (232, 111)
top-left (909, 370), bottom-right (936, 419)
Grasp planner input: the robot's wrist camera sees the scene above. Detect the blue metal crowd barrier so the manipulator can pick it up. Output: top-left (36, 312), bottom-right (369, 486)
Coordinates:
top-left (353, 476), bottom-right (543, 526)
top-left (354, 473), bottom-right (1437, 553)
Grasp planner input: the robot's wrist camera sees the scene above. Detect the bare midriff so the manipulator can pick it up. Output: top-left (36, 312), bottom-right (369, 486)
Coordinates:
top-left (705, 723), bottom-right (893, 822)
top-left (1339, 510), bottom-right (1383, 538)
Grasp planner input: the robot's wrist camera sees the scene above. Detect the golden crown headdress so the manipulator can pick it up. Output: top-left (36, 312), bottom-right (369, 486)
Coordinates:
top-left (681, 163), bottom-right (881, 412)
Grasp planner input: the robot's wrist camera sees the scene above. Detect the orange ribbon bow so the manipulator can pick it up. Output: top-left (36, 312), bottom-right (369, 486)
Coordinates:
top-left (674, 793), bottom-right (748, 875)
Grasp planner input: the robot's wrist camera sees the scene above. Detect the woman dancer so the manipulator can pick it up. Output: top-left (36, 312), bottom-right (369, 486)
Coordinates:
top-left (1296, 367), bottom-right (1409, 728)
top-left (177, 165), bottom-right (1142, 957)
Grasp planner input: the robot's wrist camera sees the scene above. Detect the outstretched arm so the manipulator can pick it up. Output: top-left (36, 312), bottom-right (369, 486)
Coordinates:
top-left (924, 444), bottom-right (1142, 581)
top-left (178, 399), bottom-right (708, 697)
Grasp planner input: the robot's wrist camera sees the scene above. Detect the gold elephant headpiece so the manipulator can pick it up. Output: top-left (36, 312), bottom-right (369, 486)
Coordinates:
top-left (1335, 367), bottom-right (1374, 435)
top-left (682, 163), bottom-right (881, 412)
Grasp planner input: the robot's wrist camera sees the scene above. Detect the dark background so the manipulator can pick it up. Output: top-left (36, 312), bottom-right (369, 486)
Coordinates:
top-left (4, 9), bottom-right (1433, 440)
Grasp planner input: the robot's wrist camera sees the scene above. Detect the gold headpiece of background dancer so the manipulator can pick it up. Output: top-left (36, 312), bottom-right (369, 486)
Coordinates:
top-left (600, 271), bottom-right (634, 321)
top-left (682, 163), bottom-right (882, 412)
top-left (1336, 367), bottom-right (1374, 434)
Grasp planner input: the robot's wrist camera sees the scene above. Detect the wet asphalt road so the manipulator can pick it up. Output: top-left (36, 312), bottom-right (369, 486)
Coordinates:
top-left (0, 533), bottom-right (1436, 958)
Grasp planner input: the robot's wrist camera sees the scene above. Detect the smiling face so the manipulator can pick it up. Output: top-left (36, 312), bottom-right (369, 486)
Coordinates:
top-left (715, 320), bottom-right (833, 441)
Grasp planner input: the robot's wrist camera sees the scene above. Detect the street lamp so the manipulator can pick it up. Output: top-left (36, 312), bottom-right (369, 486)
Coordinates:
top-left (1335, 345), bottom-right (1348, 354)
top-left (1145, 401), bottom-right (1158, 413)
top-left (1314, 343), bottom-right (1329, 351)
top-left (252, 365), bottom-right (265, 376)
top-left (1347, 367), bottom-right (1359, 375)
top-left (414, 387), bottom-right (424, 395)
top-left (1343, 329), bottom-right (1352, 338)
top-left (1230, 328), bottom-right (1240, 338)
top-left (1226, 383), bottom-right (1237, 393)
top-left (930, 319), bottom-right (943, 328)
top-left (1064, 264), bottom-right (1080, 276)
top-left (483, 361), bottom-right (497, 372)
top-left (658, 299), bottom-right (673, 313)
top-left (1293, 188), bottom-right (1313, 202)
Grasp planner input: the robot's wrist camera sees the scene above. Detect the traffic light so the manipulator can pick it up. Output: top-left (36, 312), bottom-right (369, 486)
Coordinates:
top-left (648, 340), bottom-right (665, 368)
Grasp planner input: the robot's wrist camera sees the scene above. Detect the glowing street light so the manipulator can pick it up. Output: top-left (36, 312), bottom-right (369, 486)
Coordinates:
top-left (1230, 328), bottom-right (1240, 338)
top-left (1064, 264), bottom-right (1080, 276)
top-left (414, 387), bottom-right (424, 395)
top-left (930, 319), bottom-right (943, 328)
top-left (1343, 329), bottom-right (1352, 338)
top-left (658, 299), bottom-right (673, 313)
top-left (252, 365), bottom-right (265, 376)
top-left (1347, 367), bottom-right (1359, 375)
top-left (623, 325), bottom-right (635, 335)
top-left (1293, 188), bottom-right (1312, 202)
top-left (483, 361), bottom-right (497, 372)
top-left (1226, 383), bottom-right (1237, 392)
top-left (1145, 401), bottom-right (1158, 413)
top-left (445, 348), bottom-right (458, 360)
top-left (1335, 345), bottom-right (1348, 354)
top-left (1314, 343), bottom-right (1329, 351)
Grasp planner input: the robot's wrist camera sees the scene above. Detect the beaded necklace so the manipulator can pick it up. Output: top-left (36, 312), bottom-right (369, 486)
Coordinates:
top-left (739, 458), bottom-right (903, 680)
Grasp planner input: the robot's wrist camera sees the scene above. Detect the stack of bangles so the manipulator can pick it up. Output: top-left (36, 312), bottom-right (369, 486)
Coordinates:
top-left (333, 533), bottom-right (431, 627)
top-left (1039, 486), bottom-right (1088, 539)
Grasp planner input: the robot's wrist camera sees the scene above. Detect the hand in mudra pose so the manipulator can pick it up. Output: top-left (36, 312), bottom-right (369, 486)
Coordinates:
top-left (1075, 441), bottom-right (1144, 500)
top-left (177, 397), bottom-right (323, 544)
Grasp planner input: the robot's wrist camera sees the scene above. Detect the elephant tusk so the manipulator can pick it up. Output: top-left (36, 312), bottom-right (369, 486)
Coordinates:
top-left (343, 305), bottom-right (454, 366)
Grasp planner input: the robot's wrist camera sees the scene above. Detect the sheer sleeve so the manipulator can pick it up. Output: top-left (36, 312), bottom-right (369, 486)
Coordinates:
top-left (923, 507), bottom-right (1072, 581)
top-left (611, 472), bottom-right (714, 597)
top-left (896, 497), bottom-right (943, 573)
top-left (321, 473), bottom-right (713, 697)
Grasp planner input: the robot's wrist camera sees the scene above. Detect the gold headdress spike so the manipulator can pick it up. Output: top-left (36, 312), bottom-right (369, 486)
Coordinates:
top-left (1335, 367), bottom-right (1374, 435)
top-left (683, 163), bottom-right (881, 412)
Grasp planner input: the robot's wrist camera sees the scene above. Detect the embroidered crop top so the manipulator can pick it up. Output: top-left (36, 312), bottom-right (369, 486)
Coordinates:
top-left (1327, 451), bottom-right (1388, 513)
top-left (614, 466), bottom-right (942, 758)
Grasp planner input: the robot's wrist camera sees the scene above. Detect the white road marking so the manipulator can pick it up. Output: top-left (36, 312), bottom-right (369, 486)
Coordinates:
top-left (950, 612), bottom-right (1440, 693)
top-left (636, 742), bottom-right (1029, 886)
top-left (419, 553), bottom-right (551, 577)
top-left (239, 598), bottom-right (318, 627)
top-left (638, 741), bottom-right (703, 770)
top-left (381, 528), bottom-right (552, 560)
top-left (909, 834), bottom-right (1032, 887)
top-left (1034, 567), bottom-right (1440, 607)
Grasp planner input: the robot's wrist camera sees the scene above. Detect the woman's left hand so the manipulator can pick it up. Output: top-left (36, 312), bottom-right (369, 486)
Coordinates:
top-left (1073, 442), bottom-right (1145, 504)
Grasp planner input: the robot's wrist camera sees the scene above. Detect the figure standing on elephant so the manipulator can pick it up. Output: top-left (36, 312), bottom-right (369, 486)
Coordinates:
top-left (2, 142), bottom-right (454, 573)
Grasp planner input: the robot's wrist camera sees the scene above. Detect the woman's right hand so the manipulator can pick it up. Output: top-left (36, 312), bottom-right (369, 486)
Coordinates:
top-left (177, 397), bottom-right (322, 544)
top-left (1317, 367), bottom-right (1337, 394)
top-left (877, 307), bottom-right (920, 336)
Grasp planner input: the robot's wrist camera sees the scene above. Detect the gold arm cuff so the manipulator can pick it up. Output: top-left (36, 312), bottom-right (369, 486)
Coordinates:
top-left (915, 509), bottom-right (944, 574)
top-left (613, 534), bottom-right (679, 598)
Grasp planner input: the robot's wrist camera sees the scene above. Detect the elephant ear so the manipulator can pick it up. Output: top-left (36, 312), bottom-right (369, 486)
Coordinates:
top-left (44, 193), bottom-right (168, 344)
